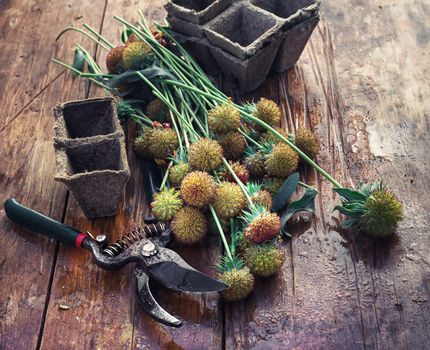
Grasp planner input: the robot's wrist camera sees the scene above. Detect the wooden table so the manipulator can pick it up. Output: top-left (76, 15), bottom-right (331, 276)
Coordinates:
top-left (1, 0), bottom-right (429, 349)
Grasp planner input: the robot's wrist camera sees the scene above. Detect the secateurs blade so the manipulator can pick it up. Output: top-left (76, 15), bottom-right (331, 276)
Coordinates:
top-left (4, 198), bottom-right (227, 327)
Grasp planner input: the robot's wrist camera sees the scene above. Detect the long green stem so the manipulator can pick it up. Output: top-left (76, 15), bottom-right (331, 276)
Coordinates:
top-left (222, 158), bottom-right (255, 209)
top-left (55, 27), bottom-right (111, 51)
top-left (163, 79), bottom-right (342, 189)
top-left (209, 205), bottom-right (233, 261)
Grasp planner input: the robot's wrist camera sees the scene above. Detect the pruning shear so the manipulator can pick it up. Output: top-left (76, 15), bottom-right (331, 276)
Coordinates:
top-left (4, 198), bottom-right (227, 327)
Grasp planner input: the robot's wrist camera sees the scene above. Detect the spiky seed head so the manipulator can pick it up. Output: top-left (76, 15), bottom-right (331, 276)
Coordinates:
top-left (188, 138), bottom-right (223, 172)
top-left (180, 171), bottom-right (216, 208)
top-left (106, 46), bottom-right (125, 73)
top-left (149, 128), bottom-right (179, 159)
top-left (122, 41), bottom-right (152, 69)
top-left (260, 127), bottom-right (289, 145)
top-left (244, 151), bottom-right (266, 178)
top-left (261, 177), bottom-right (284, 196)
top-left (244, 243), bottom-right (285, 277)
top-left (171, 207), bottom-right (207, 244)
top-left (360, 189), bottom-right (403, 237)
top-left (220, 161), bottom-right (250, 184)
top-left (217, 132), bottom-right (246, 161)
top-left (169, 162), bottom-right (191, 188)
top-left (146, 99), bottom-right (169, 122)
top-left (265, 143), bottom-right (299, 178)
top-left (208, 103), bottom-right (241, 134)
top-left (254, 98), bottom-right (281, 130)
top-left (218, 266), bottom-right (254, 302)
top-left (294, 128), bottom-right (319, 159)
top-left (213, 182), bottom-right (246, 218)
top-left (252, 190), bottom-right (272, 209)
top-left (243, 207), bottom-right (281, 244)
top-left (151, 188), bottom-right (183, 221)
top-left (134, 129), bottom-right (154, 156)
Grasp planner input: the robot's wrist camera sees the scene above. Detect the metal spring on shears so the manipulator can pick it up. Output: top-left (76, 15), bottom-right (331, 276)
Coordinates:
top-left (102, 222), bottom-right (166, 257)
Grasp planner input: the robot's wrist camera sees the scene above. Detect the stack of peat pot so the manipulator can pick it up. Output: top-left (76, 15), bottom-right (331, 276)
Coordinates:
top-left (53, 97), bottom-right (130, 219)
top-left (165, 0), bottom-right (321, 92)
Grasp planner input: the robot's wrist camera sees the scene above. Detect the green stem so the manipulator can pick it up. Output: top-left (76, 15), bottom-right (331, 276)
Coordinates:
top-left (160, 163), bottom-right (172, 191)
top-left (209, 205), bottom-right (233, 261)
top-left (55, 27), bottom-right (111, 51)
top-left (238, 128), bottom-right (261, 149)
top-left (163, 79), bottom-right (342, 189)
top-left (222, 158), bottom-right (255, 209)
top-left (82, 23), bottom-right (115, 49)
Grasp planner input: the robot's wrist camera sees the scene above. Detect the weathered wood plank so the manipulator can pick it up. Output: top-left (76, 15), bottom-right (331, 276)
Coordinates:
top-left (0, 1), bottom-right (105, 349)
top-left (40, 2), bottom-right (223, 349)
top-left (225, 0), bottom-right (430, 349)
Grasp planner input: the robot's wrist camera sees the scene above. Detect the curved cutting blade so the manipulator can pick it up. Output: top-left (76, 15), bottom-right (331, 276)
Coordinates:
top-left (134, 266), bottom-right (182, 328)
top-left (148, 261), bottom-right (228, 293)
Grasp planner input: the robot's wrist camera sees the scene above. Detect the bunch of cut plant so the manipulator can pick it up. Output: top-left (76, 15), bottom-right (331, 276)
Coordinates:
top-left (54, 11), bottom-right (404, 301)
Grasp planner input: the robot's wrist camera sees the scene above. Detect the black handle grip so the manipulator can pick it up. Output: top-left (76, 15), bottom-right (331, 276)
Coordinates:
top-left (4, 198), bottom-right (83, 247)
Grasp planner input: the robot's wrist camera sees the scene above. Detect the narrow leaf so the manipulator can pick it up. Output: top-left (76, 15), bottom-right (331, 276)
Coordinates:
top-left (281, 188), bottom-right (317, 234)
top-left (106, 66), bottom-right (176, 88)
top-left (272, 172), bottom-right (300, 212)
top-left (121, 28), bottom-right (133, 43)
top-left (71, 48), bottom-right (85, 78)
top-left (333, 188), bottom-right (367, 202)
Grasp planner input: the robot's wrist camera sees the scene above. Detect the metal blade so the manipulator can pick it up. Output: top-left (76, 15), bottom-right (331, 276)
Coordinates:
top-left (148, 261), bottom-right (228, 293)
top-left (134, 266), bottom-right (182, 328)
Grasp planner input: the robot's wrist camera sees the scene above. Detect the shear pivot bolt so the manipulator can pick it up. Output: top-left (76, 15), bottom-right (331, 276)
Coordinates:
top-left (141, 242), bottom-right (157, 257)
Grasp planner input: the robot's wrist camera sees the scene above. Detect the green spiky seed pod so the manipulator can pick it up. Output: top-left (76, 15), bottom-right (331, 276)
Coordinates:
top-left (208, 103), bottom-right (241, 134)
top-left (334, 181), bottom-right (403, 237)
top-left (106, 46), bottom-right (124, 73)
top-left (254, 98), bottom-right (281, 130)
top-left (146, 99), bottom-right (169, 122)
top-left (243, 207), bottom-right (281, 244)
top-left (244, 151), bottom-right (266, 178)
top-left (171, 207), bottom-right (208, 244)
top-left (188, 138), bottom-right (223, 172)
top-left (151, 188), bottom-right (183, 221)
top-left (169, 162), bottom-right (190, 188)
top-left (217, 257), bottom-right (254, 301)
top-left (265, 143), bottom-right (299, 178)
top-left (122, 41), bottom-right (152, 69)
top-left (134, 129), bottom-right (154, 156)
top-left (252, 190), bottom-right (272, 209)
top-left (261, 178), bottom-right (284, 196)
top-left (294, 128), bottom-right (319, 159)
top-left (148, 128), bottom-right (179, 159)
top-left (244, 243), bottom-right (285, 277)
top-left (260, 127), bottom-right (289, 145)
top-left (217, 132), bottom-right (246, 161)
top-left (180, 171), bottom-right (216, 208)
top-left (220, 161), bottom-right (250, 183)
top-left (213, 182), bottom-right (246, 218)
top-left (360, 189), bottom-right (403, 237)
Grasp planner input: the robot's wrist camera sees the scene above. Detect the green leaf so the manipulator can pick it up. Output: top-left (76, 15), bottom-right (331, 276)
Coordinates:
top-left (272, 172), bottom-right (300, 212)
top-left (281, 188), bottom-right (317, 235)
top-left (333, 205), bottom-right (365, 218)
top-left (333, 188), bottom-right (367, 202)
top-left (121, 28), bottom-right (133, 43)
top-left (71, 48), bottom-right (85, 78)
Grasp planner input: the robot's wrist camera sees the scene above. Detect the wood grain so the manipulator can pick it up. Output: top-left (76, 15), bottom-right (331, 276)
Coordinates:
top-left (225, 0), bottom-right (430, 349)
top-left (0, 0), bottom-right (429, 349)
top-left (0, 0), bottom-right (105, 349)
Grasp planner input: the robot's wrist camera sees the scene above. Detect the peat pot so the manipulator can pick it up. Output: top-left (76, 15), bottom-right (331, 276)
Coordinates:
top-left (53, 97), bottom-right (130, 219)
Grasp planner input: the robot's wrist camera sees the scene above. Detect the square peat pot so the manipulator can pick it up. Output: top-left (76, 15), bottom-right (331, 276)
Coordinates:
top-left (272, 15), bottom-right (319, 73)
top-left (166, 15), bottom-right (205, 38)
top-left (204, 1), bottom-right (282, 60)
top-left (165, 0), bottom-right (233, 24)
top-left (170, 31), bottom-right (221, 75)
top-left (53, 97), bottom-right (130, 218)
top-left (209, 37), bottom-right (282, 92)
